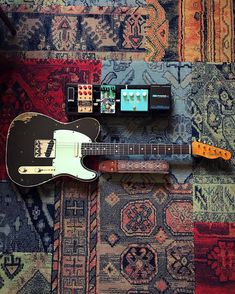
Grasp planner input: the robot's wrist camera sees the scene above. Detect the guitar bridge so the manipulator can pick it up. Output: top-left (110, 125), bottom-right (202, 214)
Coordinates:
top-left (34, 139), bottom-right (56, 158)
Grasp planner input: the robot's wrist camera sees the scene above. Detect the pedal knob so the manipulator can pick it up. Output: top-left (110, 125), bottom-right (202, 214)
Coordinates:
top-left (130, 93), bottom-right (134, 101)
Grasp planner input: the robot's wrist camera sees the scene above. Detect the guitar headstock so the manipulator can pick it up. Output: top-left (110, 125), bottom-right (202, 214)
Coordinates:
top-left (192, 141), bottom-right (231, 160)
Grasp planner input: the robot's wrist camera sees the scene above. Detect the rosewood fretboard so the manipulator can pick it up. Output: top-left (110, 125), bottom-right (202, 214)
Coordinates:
top-left (81, 143), bottom-right (191, 156)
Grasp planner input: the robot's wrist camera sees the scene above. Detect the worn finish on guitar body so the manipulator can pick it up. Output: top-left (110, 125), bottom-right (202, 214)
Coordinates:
top-left (6, 112), bottom-right (100, 187)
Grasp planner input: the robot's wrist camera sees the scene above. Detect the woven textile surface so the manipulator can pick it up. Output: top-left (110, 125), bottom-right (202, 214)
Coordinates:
top-left (194, 222), bottom-right (235, 294)
top-left (52, 177), bottom-right (194, 293)
top-left (0, 1), bottom-right (234, 294)
top-left (0, 181), bottom-right (55, 293)
top-left (2, 0), bottom-right (234, 61)
top-left (178, 0), bottom-right (234, 62)
top-left (192, 63), bottom-right (235, 223)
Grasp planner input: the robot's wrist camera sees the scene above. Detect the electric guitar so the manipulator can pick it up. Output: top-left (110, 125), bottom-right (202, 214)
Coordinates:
top-left (6, 112), bottom-right (231, 187)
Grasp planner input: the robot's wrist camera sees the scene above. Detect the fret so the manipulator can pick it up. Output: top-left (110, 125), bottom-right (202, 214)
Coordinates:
top-left (134, 144), bottom-right (138, 155)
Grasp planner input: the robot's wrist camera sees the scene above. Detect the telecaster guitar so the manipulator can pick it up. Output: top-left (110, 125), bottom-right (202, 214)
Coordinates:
top-left (6, 112), bottom-right (232, 187)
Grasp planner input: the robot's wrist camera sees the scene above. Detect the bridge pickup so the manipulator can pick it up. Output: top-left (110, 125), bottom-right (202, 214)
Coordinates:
top-left (34, 139), bottom-right (56, 158)
top-left (19, 166), bottom-right (55, 174)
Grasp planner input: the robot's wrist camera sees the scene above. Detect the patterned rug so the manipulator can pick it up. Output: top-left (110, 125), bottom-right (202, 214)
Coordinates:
top-left (0, 0), bottom-right (146, 6)
top-left (192, 63), bottom-right (235, 293)
top-left (194, 222), bottom-right (235, 294)
top-left (178, 0), bottom-right (234, 62)
top-left (0, 1), bottom-right (234, 293)
top-left (1, 1), bottom-right (234, 62)
top-left (192, 63), bottom-right (235, 222)
top-left (52, 177), bottom-right (194, 294)
top-left (0, 181), bottom-right (56, 293)
top-left (0, 5), bottom-right (147, 61)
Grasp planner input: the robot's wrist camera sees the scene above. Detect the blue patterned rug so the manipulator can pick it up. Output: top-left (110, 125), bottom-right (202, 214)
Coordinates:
top-left (192, 63), bottom-right (235, 223)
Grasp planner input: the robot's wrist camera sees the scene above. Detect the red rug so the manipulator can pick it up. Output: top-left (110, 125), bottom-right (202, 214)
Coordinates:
top-left (0, 57), bottom-right (102, 180)
top-left (194, 222), bottom-right (235, 294)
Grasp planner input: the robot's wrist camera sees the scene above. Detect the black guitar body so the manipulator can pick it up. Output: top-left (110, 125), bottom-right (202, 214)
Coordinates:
top-left (6, 112), bottom-right (100, 187)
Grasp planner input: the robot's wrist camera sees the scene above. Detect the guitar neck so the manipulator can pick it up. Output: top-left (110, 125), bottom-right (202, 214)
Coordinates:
top-left (81, 143), bottom-right (191, 156)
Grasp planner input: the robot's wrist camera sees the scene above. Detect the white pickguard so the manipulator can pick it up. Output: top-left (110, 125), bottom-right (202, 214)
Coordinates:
top-left (52, 129), bottom-right (97, 181)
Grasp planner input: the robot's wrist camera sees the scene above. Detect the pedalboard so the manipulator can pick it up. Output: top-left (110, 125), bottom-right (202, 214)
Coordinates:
top-left (66, 84), bottom-right (171, 117)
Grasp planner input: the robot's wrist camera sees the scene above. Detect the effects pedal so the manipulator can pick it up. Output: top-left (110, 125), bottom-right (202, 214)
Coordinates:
top-left (120, 89), bottom-right (148, 112)
top-left (77, 84), bottom-right (93, 113)
top-left (150, 85), bottom-right (171, 111)
top-left (100, 85), bottom-right (116, 114)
